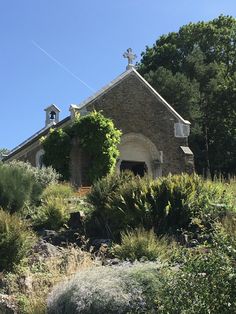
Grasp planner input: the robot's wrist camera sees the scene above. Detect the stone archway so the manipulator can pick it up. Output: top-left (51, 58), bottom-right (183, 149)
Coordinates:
top-left (117, 133), bottom-right (163, 178)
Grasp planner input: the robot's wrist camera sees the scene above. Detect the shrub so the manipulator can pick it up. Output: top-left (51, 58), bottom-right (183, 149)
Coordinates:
top-left (87, 171), bottom-right (134, 212)
top-left (33, 183), bottom-right (75, 230)
top-left (86, 171), bottom-right (137, 237)
top-left (157, 249), bottom-right (236, 313)
top-left (0, 161), bottom-right (59, 213)
top-left (88, 172), bottom-right (234, 239)
top-left (113, 227), bottom-right (174, 262)
top-left (41, 183), bottom-right (74, 201)
top-left (149, 173), bottom-right (234, 236)
top-left (212, 213), bottom-right (236, 259)
top-left (33, 197), bottom-right (70, 231)
top-left (0, 209), bottom-right (36, 271)
top-left (0, 163), bottom-right (35, 213)
top-left (47, 263), bottom-right (161, 314)
top-left (8, 160), bottom-right (60, 187)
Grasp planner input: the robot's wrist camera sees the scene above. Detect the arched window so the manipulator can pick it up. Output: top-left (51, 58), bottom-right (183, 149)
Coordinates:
top-left (35, 149), bottom-right (45, 168)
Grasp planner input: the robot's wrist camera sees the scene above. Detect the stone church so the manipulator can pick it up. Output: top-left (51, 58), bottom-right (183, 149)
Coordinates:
top-left (4, 49), bottom-right (194, 185)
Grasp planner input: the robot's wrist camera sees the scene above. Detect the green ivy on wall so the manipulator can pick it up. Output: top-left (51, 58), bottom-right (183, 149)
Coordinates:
top-left (42, 111), bottom-right (122, 183)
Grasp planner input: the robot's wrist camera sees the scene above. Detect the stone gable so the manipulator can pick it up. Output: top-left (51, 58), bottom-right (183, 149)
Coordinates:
top-left (4, 69), bottom-right (194, 185)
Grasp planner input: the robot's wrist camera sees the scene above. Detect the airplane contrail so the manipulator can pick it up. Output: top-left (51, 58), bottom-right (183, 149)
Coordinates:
top-left (32, 40), bottom-right (95, 92)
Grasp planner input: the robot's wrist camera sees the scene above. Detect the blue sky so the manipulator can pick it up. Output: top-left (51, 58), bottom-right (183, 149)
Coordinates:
top-left (1, 0), bottom-right (236, 150)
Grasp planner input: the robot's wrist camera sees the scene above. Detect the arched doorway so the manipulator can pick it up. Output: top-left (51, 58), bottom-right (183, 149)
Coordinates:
top-left (117, 133), bottom-right (163, 178)
top-left (120, 160), bottom-right (148, 177)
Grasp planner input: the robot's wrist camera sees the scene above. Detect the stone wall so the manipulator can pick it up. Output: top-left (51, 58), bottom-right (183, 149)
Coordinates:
top-left (6, 71), bottom-right (194, 185)
top-left (83, 72), bottom-right (193, 179)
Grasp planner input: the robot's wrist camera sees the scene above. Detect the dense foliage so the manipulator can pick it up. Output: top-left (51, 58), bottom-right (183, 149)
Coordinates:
top-left (0, 161), bottom-right (59, 213)
top-left (48, 247), bottom-right (236, 314)
top-left (113, 228), bottom-right (174, 262)
top-left (138, 15), bottom-right (236, 176)
top-left (0, 209), bottom-right (36, 271)
top-left (42, 128), bottom-right (72, 180)
top-left (0, 164), bottom-right (234, 313)
top-left (33, 184), bottom-right (74, 230)
top-left (87, 172), bottom-right (234, 239)
top-left (156, 250), bottom-right (236, 313)
top-left (47, 263), bottom-right (160, 314)
top-left (42, 111), bottom-right (121, 182)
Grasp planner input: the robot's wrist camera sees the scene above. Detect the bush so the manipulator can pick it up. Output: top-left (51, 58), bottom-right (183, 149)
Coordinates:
top-left (0, 163), bottom-right (35, 213)
top-left (0, 209), bottom-right (36, 271)
top-left (157, 249), bottom-right (236, 313)
top-left (0, 161), bottom-right (59, 213)
top-left (212, 213), bottom-right (236, 259)
top-left (113, 228), bottom-right (174, 262)
top-left (86, 171), bottom-right (137, 237)
top-left (87, 171), bottom-right (134, 212)
top-left (47, 263), bottom-right (161, 314)
top-left (149, 173), bottom-right (234, 236)
top-left (41, 183), bottom-right (74, 201)
top-left (34, 198), bottom-right (70, 230)
top-left (8, 160), bottom-right (60, 187)
top-left (87, 173), bottom-right (234, 240)
top-left (33, 183), bottom-right (74, 230)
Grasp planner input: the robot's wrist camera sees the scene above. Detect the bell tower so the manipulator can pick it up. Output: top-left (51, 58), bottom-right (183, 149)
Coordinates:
top-left (44, 104), bottom-right (60, 127)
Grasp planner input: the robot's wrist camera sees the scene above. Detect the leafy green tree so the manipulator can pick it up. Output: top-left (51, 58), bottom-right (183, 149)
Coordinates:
top-left (139, 15), bottom-right (236, 176)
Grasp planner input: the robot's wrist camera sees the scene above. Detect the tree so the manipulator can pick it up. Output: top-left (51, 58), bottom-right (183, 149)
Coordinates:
top-left (138, 15), bottom-right (236, 176)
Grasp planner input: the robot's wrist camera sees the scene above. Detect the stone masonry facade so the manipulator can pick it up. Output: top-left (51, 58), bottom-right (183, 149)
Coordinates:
top-left (4, 69), bottom-right (194, 186)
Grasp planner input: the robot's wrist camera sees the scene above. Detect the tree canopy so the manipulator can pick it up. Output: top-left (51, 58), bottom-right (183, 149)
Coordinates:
top-left (138, 15), bottom-right (236, 176)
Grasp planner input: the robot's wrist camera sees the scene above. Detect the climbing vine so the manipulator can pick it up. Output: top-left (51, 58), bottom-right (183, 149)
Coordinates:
top-left (42, 111), bottom-right (122, 182)
top-left (42, 128), bottom-right (72, 180)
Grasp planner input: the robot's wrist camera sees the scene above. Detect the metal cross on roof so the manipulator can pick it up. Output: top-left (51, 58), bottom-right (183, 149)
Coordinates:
top-left (123, 48), bottom-right (137, 70)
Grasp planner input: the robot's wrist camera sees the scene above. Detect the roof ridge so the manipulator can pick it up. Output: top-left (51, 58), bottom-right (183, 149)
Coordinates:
top-left (76, 67), bottom-right (190, 124)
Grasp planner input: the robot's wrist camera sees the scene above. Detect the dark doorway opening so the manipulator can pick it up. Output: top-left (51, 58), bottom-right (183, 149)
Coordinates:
top-left (120, 160), bottom-right (147, 177)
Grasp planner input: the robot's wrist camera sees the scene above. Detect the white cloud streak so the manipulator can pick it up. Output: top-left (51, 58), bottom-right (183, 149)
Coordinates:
top-left (32, 40), bottom-right (95, 92)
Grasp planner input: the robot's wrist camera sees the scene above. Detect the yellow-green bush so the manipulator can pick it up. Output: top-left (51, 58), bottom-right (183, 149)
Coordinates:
top-left (41, 183), bottom-right (74, 201)
top-left (34, 198), bottom-right (70, 230)
top-left (113, 228), bottom-right (176, 262)
top-left (0, 209), bottom-right (36, 271)
top-left (33, 183), bottom-right (74, 230)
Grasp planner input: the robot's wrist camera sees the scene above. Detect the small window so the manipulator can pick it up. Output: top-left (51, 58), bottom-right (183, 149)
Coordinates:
top-left (174, 123), bottom-right (190, 138)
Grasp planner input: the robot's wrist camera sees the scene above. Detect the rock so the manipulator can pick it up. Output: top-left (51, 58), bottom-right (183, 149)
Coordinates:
top-left (33, 239), bottom-right (61, 257)
top-left (0, 294), bottom-right (18, 314)
top-left (67, 211), bottom-right (83, 229)
top-left (104, 258), bottom-right (121, 266)
top-left (90, 239), bottom-right (112, 250)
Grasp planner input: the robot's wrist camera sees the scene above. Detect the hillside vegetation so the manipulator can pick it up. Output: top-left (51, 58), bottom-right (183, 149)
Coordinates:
top-left (0, 161), bottom-right (235, 313)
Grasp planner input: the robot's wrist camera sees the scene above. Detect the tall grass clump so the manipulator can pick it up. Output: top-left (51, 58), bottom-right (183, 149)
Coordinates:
top-left (47, 263), bottom-right (161, 314)
top-left (113, 227), bottom-right (175, 262)
top-left (0, 209), bottom-right (36, 271)
top-left (33, 184), bottom-right (74, 230)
